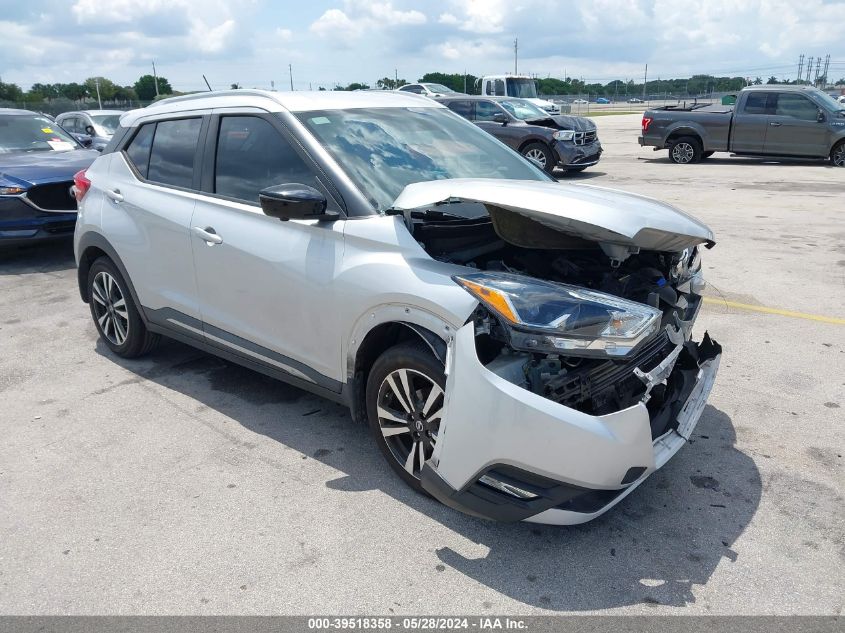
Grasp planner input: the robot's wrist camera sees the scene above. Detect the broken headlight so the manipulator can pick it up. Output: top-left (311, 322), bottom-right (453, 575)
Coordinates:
top-left (454, 272), bottom-right (661, 358)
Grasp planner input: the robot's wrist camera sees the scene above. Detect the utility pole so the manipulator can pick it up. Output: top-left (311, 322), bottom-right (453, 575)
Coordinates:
top-left (797, 53), bottom-right (804, 83)
top-left (95, 77), bottom-right (102, 109)
top-left (814, 57), bottom-right (821, 86)
top-left (514, 38), bottom-right (518, 75)
top-left (270, 80), bottom-right (275, 91)
top-left (152, 61), bottom-right (160, 97)
top-left (643, 63), bottom-right (647, 101)
top-left (822, 54), bottom-right (830, 87)
top-left (394, 68), bottom-right (398, 87)
top-left (463, 69), bottom-right (467, 94)
top-left (805, 56), bottom-right (814, 83)
top-left (289, 64), bottom-right (294, 91)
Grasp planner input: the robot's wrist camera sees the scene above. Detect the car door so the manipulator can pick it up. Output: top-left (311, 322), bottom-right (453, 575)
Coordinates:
top-left (189, 111), bottom-right (346, 389)
top-left (473, 101), bottom-right (520, 150)
top-left (104, 116), bottom-right (206, 321)
top-left (764, 92), bottom-right (829, 157)
top-left (730, 92), bottom-right (771, 153)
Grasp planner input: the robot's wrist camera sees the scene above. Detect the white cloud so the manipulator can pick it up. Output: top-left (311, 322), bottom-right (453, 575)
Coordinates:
top-left (438, 12), bottom-right (459, 25)
top-left (310, 1), bottom-right (426, 40)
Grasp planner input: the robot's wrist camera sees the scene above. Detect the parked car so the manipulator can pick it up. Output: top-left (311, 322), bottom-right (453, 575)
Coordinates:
top-left (74, 90), bottom-right (720, 525)
top-left (397, 83), bottom-right (463, 98)
top-left (837, 95), bottom-right (845, 105)
top-left (595, 97), bottom-right (611, 104)
top-left (56, 110), bottom-right (123, 152)
top-left (436, 96), bottom-right (602, 173)
top-left (628, 98), bottom-right (644, 104)
top-left (479, 75), bottom-right (560, 114)
top-left (573, 99), bottom-right (588, 104)
top-left (0, 108), bottom-right (99, 247)
top-left (639, 85), bottom-right (845, 165)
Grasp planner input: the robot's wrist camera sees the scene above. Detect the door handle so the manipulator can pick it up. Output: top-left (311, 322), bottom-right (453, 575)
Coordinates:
top-left (769, 121), bottom-right (782, 127)
top-left (192, 226), bottom-right (223, 245)
top-left (105, 189), bottom-right (124, 202)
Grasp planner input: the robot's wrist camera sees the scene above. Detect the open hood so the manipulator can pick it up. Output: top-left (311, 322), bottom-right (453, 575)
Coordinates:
top-left (392, 179), bottom-right (715, 253)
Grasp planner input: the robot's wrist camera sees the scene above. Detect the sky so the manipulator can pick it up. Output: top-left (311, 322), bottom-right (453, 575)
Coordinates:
top-left (1, 0), bottom-right (844, 92)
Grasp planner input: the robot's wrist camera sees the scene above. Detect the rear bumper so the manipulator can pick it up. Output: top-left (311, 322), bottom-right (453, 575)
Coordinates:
top-left (420, 323), bottom-right (721, 524)
top-left (0, 196), bottom-right (76, 246)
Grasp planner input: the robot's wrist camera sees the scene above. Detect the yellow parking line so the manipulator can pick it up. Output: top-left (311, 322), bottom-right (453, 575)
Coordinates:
top-left (702, 297), bottom-right (845, 325)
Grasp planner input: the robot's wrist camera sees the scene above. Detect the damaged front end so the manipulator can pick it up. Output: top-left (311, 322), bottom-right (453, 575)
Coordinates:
top-left (396, 179), bottom-right (722, 523)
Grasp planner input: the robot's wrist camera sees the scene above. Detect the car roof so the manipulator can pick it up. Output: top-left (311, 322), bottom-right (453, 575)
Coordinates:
top-left (120, 89), bottom-right (442, 127)
top-left (434, 95), bottom-right (526, 102)
top-left (741, 85), bottom-right (823, 93)
top-left (0, 108), bottom-right (44, 116)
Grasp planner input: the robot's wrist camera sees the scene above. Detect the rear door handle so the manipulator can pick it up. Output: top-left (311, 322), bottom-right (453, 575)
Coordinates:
top-left (105, 189), bottom-right (124, 202)
top-left (192, 226), bottom-right (223, 245)
top-left (769, 121), bottom-right (782, 127)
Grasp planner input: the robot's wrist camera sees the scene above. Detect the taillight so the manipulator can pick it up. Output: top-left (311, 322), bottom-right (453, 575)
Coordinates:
top-left (73, 169), bottom-right (91, 202)
top-left (641, 116), bottom-right (653, 133)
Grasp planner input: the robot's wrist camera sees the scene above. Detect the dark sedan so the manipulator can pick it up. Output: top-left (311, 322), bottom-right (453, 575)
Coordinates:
top-left (0, 109), bottom-right (98, 247)
top-left (436, 96), bottom-right (602, 173)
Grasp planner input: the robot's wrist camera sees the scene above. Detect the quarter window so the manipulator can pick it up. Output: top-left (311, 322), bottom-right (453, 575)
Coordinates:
top-left (124, 123), bottom-right (155, 178)
top-left (147, 118), bottom-right (202, 189)
top-left (214, 116), bottom-right (319, 203)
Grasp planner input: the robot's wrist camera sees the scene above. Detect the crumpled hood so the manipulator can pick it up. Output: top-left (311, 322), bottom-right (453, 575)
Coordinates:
top-left (0, 150), bottom-right (99, 188)
top-left (392, 178), bottom-right (715, 252)
top-left (549, 114), bottom-right (595, 132)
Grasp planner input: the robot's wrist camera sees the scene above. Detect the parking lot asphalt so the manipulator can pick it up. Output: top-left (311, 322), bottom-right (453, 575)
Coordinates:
top-left (1, 113), bottom-right (843, 615)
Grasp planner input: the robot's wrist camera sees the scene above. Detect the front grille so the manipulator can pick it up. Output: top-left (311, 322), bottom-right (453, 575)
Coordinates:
top-left (543, 330), bottom-right (673, 413)
top-left (573, 130), bottom-right (597, 145)
top-left (25, 182), bottom-right (77, 211)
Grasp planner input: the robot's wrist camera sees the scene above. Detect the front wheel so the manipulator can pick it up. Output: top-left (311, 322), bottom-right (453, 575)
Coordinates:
top-left (521, 142), bottom-right (556, 173)
top-left (831, 141), bottom-right (845, 167)
top-left (668, 136), bottom-right (702, 164)
top-left (366, 343), bottom-right (446, 493)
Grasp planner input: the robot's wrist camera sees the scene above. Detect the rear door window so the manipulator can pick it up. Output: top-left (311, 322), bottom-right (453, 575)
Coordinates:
top-left (147, 118), bottom-right (202, 189)
top-left (742, 92), bottom-right (770, 115)
top-left (214, 115), bottom-right (320, 203)
top-left (446, 101), bottom-right (473, 120)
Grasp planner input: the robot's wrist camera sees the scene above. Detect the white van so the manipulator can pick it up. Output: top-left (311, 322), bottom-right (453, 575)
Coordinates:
top-left (480, 75), bottom-right (560, 114)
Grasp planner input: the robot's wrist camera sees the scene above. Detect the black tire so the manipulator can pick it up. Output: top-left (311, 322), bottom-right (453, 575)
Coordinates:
top-left (701, 151), bottom-right (715, 159)
top-left (831, 140), bottom-right (845, 167)
top-left (521, 142), bottom-right (556, 173)
top-left (87, 257), bottom-right (159, 358)
top-left (668, 136), bottom-right (703, 164)
top-left (366, 342), bottom-right (446, 493)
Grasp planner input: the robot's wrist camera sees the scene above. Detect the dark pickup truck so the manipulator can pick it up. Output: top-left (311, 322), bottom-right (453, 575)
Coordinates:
top-left (638, 85), bottom-right (845, 166)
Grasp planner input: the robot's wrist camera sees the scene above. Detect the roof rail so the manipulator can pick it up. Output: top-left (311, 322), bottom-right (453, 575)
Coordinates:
top-left (147, 89), bottom-right (275, 108)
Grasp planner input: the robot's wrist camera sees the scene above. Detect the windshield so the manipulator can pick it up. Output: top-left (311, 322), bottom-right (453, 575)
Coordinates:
top-left (0, 114), bottom-right (79, 153)
top-left (91, 114), bottom-right (121, 134)
top-left (296, 107), bottom-right (551, 211)
top-left (423, 83), bottom-right (455, 94)
top-left (506, 78), bottom-right (538, 99)
top-left (499, 99), bottom-right (550, 120)
top-left (808, 89), bottom-right (845, 111)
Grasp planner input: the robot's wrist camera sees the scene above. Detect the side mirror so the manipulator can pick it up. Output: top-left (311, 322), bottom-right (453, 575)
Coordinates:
top-left (74, 134), bottom-right (93, 148)
top-left (259, 184), bottom-right (339, 222)
top-left (817, 109), bottom-right (826, 123)
top-left (492, 112), bottom-right (508, 125)
top-left (84, 125), bottom-right (95, 135)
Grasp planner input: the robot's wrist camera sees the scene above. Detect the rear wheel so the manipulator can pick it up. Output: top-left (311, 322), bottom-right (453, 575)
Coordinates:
top-left (87, 257), bottom-right (159, 358)
top-left (521, 142), bottom-right (555, 173)
top-left (366, 343), bottom-right (445, 493)
top-left (831, 141), bottom-right (845, 167)
top-left (668, 136), bottom-right (702, 164)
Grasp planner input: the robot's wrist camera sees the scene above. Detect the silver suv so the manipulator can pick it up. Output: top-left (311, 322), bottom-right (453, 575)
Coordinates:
top-left (74, 90), bottom-right (721, 525)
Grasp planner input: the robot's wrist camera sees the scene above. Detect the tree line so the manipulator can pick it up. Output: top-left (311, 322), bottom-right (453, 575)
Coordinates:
top-left (0, 75), bottom-right (175, 104)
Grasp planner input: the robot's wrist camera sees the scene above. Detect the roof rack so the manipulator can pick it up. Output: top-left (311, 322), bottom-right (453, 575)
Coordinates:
top-left (148, 89), bottom-right (276, 107)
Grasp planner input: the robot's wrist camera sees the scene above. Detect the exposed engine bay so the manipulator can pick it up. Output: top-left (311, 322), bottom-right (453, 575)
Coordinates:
top-left (410, 205), bottom-right (721, 439)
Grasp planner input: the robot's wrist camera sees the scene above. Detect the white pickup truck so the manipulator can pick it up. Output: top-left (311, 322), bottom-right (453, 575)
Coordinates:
top-left (480, 75), bottom-right (560, 114)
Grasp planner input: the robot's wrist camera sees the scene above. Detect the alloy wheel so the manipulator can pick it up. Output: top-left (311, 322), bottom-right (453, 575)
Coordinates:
top-left (376, 368), bottom-right (444, 479)
top-left (672, 142), bottom-right (695, 164)
top-left (524, 148), bottom-right (547, 168)
top-left (833, 144), bottom-right (845, 167)
top-left (91, 271), bottom-right (129, 346)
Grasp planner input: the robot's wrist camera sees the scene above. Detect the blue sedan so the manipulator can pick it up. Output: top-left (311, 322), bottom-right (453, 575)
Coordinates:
top-left (0, 109), bottom-right (98, 247)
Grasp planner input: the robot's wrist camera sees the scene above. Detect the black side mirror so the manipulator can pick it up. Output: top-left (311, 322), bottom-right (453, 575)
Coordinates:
top-left (74, 134), bottom-right (93, 148)
top-left (492, 113), bottom-right (508, 125)
top-left (84, 125), bottom-right (95, 135)
top-left (259, 184), bottom-right (339, 222)
top-left (817, 109), bottom-right (826, 123)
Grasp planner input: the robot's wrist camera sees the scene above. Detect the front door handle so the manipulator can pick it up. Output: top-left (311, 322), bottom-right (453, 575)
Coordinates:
top-left (769, 121), bottom-right (782, 127)
top-left (192, 226), bottom-right (223, 245)
top-left (105, 189), bottom-right (124, 202)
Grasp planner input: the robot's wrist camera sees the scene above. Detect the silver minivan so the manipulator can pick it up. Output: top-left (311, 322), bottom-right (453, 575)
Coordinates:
top-left (73, 90), bottom-right (721, 524)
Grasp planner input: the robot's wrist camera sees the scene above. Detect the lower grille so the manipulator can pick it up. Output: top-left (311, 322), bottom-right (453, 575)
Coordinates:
top-left (25, 182), bottom-right (77, 211)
